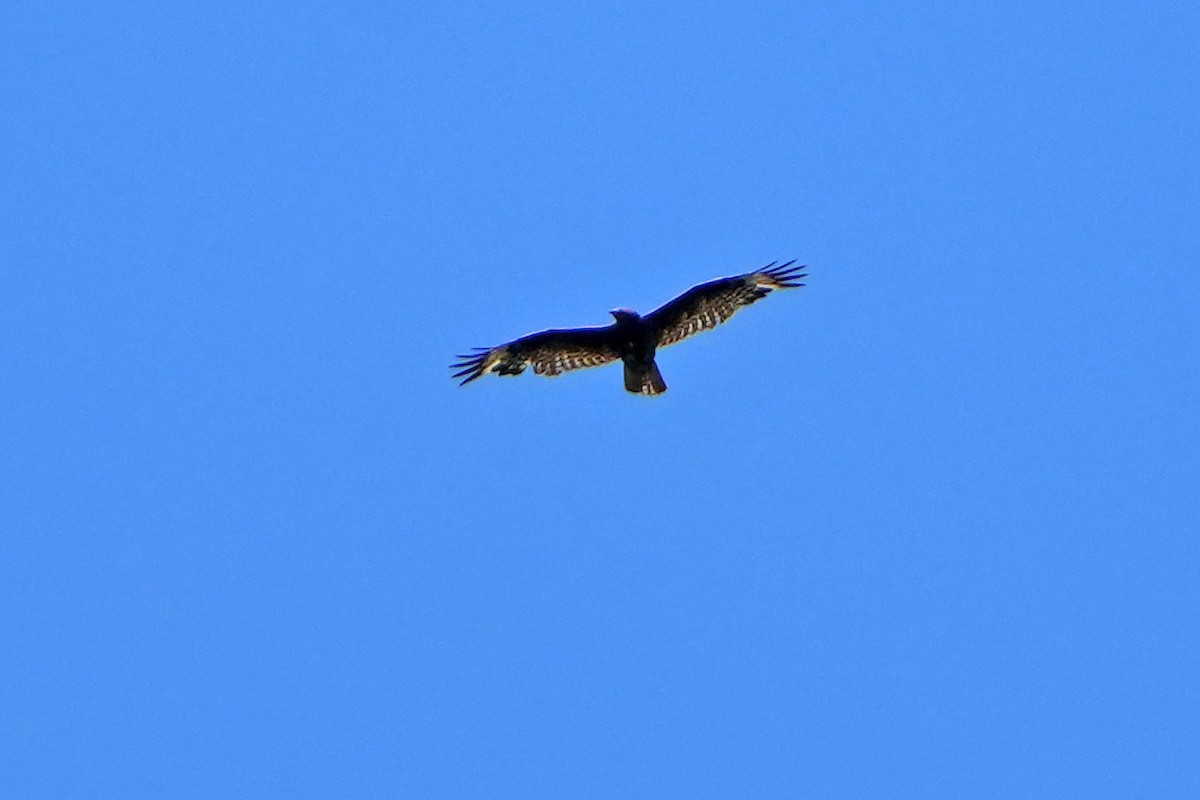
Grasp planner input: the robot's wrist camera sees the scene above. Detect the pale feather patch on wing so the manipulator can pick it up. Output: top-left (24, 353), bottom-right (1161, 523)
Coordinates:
top-left (529, 343), bottom-right (619, 376)
top-left (452, 329), bottom-right (621, 384)
top-left (651, 260), bottom-right (807, 348)
top-left (750, 260), bottom-right (808, 290)
top-left (659, 296), bottom-right (741, 345)
top-left (450, 346), bottom-right (513, 385)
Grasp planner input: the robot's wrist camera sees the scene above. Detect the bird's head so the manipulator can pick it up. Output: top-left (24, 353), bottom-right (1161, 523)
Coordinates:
top-left (609, 307), bottom-right (642, 324)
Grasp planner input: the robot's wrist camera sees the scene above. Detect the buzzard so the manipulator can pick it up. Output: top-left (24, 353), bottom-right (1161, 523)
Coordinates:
top-left (451, 260), bottom-right (807, 395)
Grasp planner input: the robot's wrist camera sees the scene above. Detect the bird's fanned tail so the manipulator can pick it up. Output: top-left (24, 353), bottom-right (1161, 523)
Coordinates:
top-left (624, 360), bottom-right (667, 396)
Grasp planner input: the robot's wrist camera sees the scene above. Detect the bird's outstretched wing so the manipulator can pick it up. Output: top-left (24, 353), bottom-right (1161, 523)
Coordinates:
top-left (451, 327), bottom-right (621, 385)
top-left (646, 260), bottom-right (807, 348)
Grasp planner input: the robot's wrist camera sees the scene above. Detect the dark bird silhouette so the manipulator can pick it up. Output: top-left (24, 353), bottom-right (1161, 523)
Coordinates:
top-left (451, 260), bottom-right (807, 395)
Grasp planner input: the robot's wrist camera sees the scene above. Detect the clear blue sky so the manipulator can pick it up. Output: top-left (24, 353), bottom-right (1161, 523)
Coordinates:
top-left (4, 1), bottom-right (1198, 797)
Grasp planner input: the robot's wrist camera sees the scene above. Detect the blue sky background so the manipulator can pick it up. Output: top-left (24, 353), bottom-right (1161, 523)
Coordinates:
top-left (4, 1), bottom-right (1198, 796)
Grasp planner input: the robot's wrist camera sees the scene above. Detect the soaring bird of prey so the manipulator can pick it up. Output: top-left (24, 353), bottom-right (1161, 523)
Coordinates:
top-left (451, 260), bottom-right (807, 395)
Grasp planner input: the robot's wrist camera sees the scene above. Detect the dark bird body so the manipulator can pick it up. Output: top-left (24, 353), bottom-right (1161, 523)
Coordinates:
top-left (451, 260), bottom-right (807, 395)
top-left (609, 309), bottom-right (667, 395)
